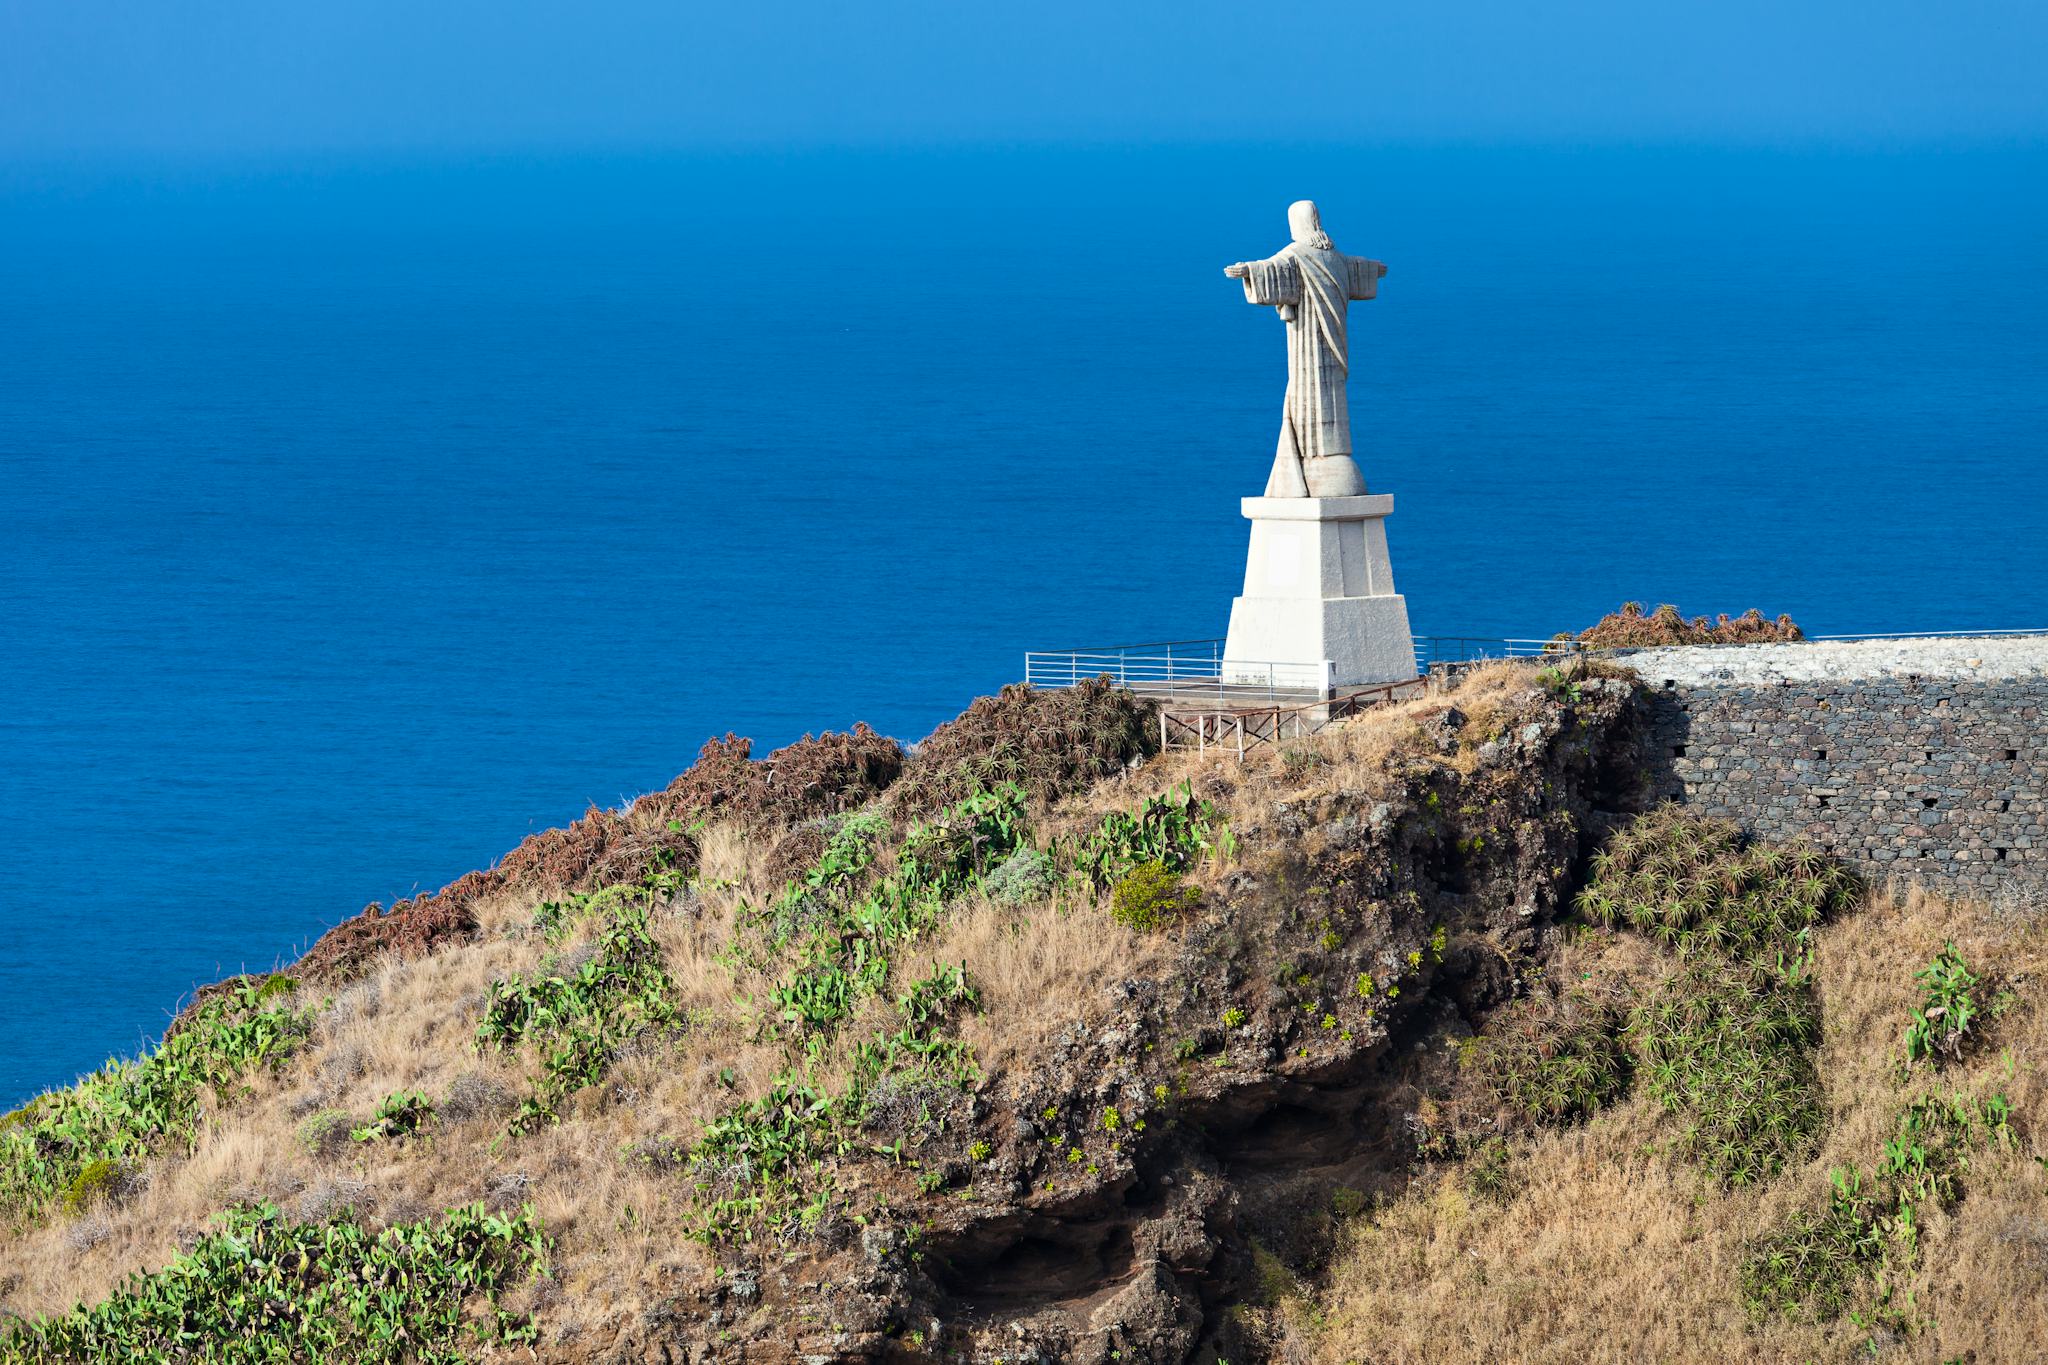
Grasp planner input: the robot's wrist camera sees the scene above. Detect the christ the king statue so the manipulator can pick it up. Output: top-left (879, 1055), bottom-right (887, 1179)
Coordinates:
top-left (1225, 201), bottom-right (1388, 499)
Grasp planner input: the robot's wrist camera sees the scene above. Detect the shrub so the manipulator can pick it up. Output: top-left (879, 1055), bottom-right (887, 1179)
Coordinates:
top-left (1627, 960), bottom-right (1823, 1188)
top-left (0, 978), bottom-right (314, 1223)
top-left (1737, 1176), bottom-right (1879, 1323)
top-left (754, 724), bottom-right (907, 823)
top-left (1566, 601), bottom-right (1804, 648)
top-left (1462, 1136), bottom-right (1520, 1204)
top-left (297, 1109), bottom-right (356, 1159)
top-left (1581, 808), bottom-right (1854, 1187)
top-left (476, 900), bottom-right (681, 1133)
top-left (59, 1158), bottom-right (126, 1216)
top-left (691, 966), bottom-right (982, 1241)
top-left (161, 972), bottom-right (304, 1044)
top-left (658, 724), bottom-right (905, 831)
top-left (1464, 994), bottom-right (1628, 1125)
top-left (899, 783), bottom-right (1029, 897)
top-left (1577, 807), bottom-right (1857, 971)
top-left (1109, 861), bottom-right (1201, 933)
top-left (762, 786), bottom-right (1028, 1035)
top-left (1740, 1090), bottom-right (2016, 1322)
top-left (983, 847), bottom-right (1058, 907)
top-left (295, 891), bottom-right (478, 985)
top-left (1904, 942), bottom-right (1980, 1067)
top-left (891, 678), bottom-right (1159, 815)
top-left (441, 1072), bottom-right (513, 1124)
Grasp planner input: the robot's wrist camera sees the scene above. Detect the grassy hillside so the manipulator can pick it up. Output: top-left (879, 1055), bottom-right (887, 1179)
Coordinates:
top-left (1299, 879), bottom-right (2048, 1362)
top-left (0, 662), bottom-right (2040, 1363)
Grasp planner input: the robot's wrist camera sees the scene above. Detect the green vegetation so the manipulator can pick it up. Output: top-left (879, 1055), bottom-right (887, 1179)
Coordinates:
top-left (1740, 1089), bottom-right (2016, 1323)
top-left (684, 786), bottom-right (1032, 1239)
top-left (689, 964), bottom-right (982, 1240)
top-left (1074, 781), bottom-right (1234, 891)
top-left (476, 893), bottom-right (682, 1133)
top-left (1464, 994), bottom-right (1628, 1124)
top-left (690, 780), bottom-right (1234, 1240)
top-left (0, 1201), bottom-right (548, 1363)
top-left (748, 809), bottom-right (890, 952)
top-left (1578, 805), bottom-right (1858, 973)
top-left (351, 1090), bottom-right (437, 1144)
top-left (0, 976), bottom-right (315, 1225)
top-left (983, 845), bottom-right (1058, 907)
top-left (763, 785), bottom-right (1027, 1038)
top-left (57, 1158), bottom-right (126, 1217)
top-left (1904, 942), bottom-right (1980, 1068)
top-left (1577, 807), bottom-right (1853, 1186)
top-left (1627, 959), bottom-right (1823, 1187)
top-left (1109, 859), bottom-right (1202, 932)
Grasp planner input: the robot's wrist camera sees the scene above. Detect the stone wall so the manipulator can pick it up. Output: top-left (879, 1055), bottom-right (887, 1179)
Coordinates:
top-left (1626, 637), bottom-right (2048, 901)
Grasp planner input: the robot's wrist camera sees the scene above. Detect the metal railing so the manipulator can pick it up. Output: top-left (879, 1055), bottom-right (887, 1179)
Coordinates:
top-left (1026, 634), bottom-right (1584, 701)
top-left (1412, 636), bottom-right (1579, 671)
top-left (1024, 639), bottom-right (1333, 705)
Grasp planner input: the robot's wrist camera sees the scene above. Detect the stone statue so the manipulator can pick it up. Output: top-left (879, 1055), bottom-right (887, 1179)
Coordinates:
top-left (1225, 201), bottom-right (1388, 498)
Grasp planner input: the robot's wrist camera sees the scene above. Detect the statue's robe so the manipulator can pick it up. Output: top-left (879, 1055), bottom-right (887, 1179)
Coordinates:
top-left (1240, 246), bottom-right (1385, 497)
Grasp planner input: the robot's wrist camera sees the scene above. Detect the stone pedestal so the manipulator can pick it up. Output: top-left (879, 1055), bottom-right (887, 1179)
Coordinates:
top-left (1221, 493), bottom-right (1417, 687)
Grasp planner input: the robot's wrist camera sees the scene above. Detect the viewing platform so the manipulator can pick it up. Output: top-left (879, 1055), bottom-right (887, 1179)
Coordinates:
top-left (1021, 636), bottom-right (1570, 754)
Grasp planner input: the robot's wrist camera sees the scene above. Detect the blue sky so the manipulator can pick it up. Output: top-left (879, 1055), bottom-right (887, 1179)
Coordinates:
top-left (3, 0), bottom-right (2045, 155)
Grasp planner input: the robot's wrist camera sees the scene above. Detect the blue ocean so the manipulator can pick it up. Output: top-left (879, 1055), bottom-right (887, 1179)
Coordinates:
top-left (3, 145), bottom-right (2045, 1107)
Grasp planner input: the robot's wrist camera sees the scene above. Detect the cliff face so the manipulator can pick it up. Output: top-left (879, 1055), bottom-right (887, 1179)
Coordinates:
top-left (716, 670), bottom-right (1646, 1364)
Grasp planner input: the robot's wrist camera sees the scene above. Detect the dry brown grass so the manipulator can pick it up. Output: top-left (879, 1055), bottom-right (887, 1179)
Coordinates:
top-left (0, 872), bottom-right (720, 1348)
top-left (0, 787), bottom-right (1164, 1343)
top-left (1303, 884), bottom-right (2048, 1364)
top-left (899, 892), bottom-right (1162, 1084)
top-left (1066, 660), bottom-right (1544, 834)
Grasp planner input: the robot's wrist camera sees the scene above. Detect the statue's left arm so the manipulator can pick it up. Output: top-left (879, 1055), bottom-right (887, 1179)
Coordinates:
top-left (1347, 256), bottom-right (1389, 301)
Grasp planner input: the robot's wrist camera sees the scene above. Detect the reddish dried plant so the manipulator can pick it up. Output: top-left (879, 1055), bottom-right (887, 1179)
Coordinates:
top-left (1571, 602), bottom-right (1803, 649)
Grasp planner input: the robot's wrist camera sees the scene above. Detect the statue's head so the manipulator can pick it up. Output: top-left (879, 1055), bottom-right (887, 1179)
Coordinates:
top-left (1288, 200), bottom-right (1333, 250)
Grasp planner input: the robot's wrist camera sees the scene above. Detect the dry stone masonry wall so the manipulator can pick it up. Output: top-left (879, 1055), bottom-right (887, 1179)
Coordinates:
top-left (1631, 636), bottom-right (2048, 902)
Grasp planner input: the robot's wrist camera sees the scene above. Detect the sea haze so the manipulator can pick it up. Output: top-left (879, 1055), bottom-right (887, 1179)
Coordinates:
top-left (2, 144), bottom-right (2044, 1105)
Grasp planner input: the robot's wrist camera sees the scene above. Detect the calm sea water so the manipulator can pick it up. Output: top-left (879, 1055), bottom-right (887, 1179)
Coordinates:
top-left (3, 145), bottom-right (2045, 1106)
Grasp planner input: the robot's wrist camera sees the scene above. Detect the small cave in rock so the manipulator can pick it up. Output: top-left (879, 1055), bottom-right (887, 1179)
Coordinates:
top-left (1204, 1102), bottom-right (1357, 1173)
top-left (928, 1218), bottom-right (1137, 1310)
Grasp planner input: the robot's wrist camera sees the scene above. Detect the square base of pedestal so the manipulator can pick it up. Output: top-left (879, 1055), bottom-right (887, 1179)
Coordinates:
top-left (1223, 594), bottom-right (1416, 687)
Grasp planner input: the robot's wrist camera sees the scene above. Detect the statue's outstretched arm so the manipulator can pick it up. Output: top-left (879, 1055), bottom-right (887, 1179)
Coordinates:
top-left (1224, 262), bottom-right (1249, 279)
